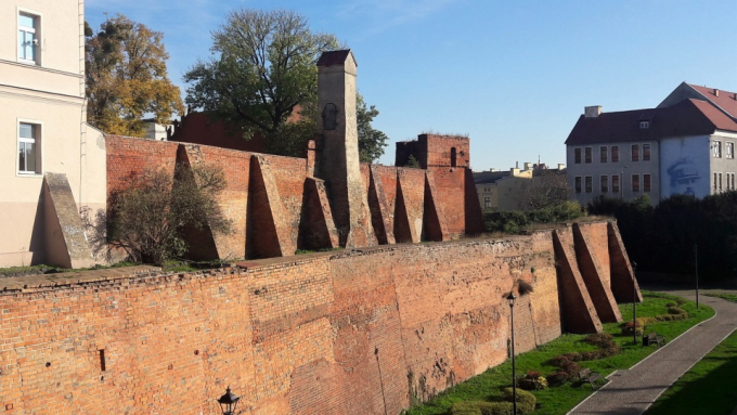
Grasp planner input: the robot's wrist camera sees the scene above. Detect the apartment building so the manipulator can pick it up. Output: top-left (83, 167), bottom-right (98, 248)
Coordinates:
top-left (566, 84), bottom-right (737, 206)
top-left (0, 0), bottom-right (106, 267)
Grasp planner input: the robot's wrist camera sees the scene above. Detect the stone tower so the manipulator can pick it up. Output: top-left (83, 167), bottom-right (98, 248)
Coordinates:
top-left (315, 50), bottom-right (376, 247)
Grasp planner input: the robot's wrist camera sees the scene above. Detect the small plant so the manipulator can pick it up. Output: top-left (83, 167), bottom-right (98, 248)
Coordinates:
top-left (502, 387), bottom-right (536, 413)
top-left (546, 371), bottom-right (570, 386)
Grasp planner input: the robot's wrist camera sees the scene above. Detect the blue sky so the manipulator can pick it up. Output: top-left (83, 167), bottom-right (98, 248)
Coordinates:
top-left (86, 0), bottom-right (737, 170)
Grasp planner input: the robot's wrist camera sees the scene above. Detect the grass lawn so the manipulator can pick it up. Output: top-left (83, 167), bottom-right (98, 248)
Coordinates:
top-left (403, 291), bottom-right (714, 415)
top-left (644, 294), bottom-right (737, 415)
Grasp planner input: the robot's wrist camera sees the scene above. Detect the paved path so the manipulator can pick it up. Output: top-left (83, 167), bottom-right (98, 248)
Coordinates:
top-left (569, 289), bottom-right (737, 415)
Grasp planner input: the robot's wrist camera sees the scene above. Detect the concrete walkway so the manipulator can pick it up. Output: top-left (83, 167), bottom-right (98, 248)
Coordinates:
top-left (569, 289), bottom-right (737, 415)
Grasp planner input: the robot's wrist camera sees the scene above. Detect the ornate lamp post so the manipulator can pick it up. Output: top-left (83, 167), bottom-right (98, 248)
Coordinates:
top-left (507, 291), bottom-right (518, 414)
top-left (632, 261), bottom-right (637, 345)
top-left (217, 387), bottom-right (240, 415)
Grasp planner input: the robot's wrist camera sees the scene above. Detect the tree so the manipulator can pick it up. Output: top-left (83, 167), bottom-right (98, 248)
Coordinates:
top-left (520, 170), bottom-right (570, 210)
top-left (184, 9), bottom-right (388, 160)
top-left (86, 15), bottom-right (184, 136)
top-left (109, 163), bottom-right (232, 265)
top-left (357, 94), bottom-right (389, 163)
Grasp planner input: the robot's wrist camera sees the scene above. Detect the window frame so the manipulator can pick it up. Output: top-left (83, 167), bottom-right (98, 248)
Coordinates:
top-left (640, 121), bottom-right (650, 129)
top-left (600, 146), bottom-right (608, 163)
top-left (600, 175), bottom-right (608, 193)
top-left (611, 145), bottom-right (619, 163)
top-left (575, 176), bottom-right (582, 193)
top-left (574, 148), bottom-right (582, 164)
top-left (17, 119), bottom-right (43, 176)
top-left (584, 147), bottom-right (592, 164)
top-left (585, 176), bottom-right (592, 193)
top-left (713, 140), bottom-right (722, 158)
top-left (611, 174), bottom-right (620, 194)
top-left (632, 174), bottom-right (640, 192)
top-left (643, 143), bottom-right (651, 161)
top-left (484, 197), bottom-right (492, 208)
top-left (643, 174), bottom-right (651, 192)
top-left (631, 144), bottom-right (640, 162)
top-left (727, 142), bottom-right (734, 159)
top-left (17, 8), bottom-right (42, 65)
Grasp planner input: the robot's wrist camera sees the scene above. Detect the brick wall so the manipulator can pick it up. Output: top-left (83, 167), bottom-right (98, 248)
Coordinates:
top-left (0, 221), bottom-right (637, 415)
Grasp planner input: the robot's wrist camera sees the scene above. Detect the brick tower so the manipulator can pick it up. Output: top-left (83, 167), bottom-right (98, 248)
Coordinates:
top-left (315, 50), bottom-right (376, 247)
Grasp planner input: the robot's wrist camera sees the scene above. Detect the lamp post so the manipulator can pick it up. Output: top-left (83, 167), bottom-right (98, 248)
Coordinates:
top-left (507, 291), bottom-right (517, 414)
top-left (694, 245), bottom-right (699, 309)
top-left (632, 261), bottom-right (637, 345)
top-left (621, 165), bottom-right (629, 200)
top-left (217, 387), bottom-right (240, 415)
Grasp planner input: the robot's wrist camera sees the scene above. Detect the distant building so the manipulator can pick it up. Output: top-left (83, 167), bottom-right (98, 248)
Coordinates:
top-left (565, 83), bottom-right (737, 206)
top-left (0, 0), bottom-right (106, 267)
top-left (473, 162), bottom-right (566, 211)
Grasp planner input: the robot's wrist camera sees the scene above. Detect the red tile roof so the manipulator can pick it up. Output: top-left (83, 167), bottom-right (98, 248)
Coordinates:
top-left (566, 99), bottom-right (737, 145)
top-left (688, 84), bottom-right (737, 119)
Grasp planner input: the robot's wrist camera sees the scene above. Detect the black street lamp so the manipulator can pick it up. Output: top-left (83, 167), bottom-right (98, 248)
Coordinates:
top-left (632, 261), bottom-right (637, 345)
top-left (507, 291), bottom-right (517, 414)
top-left (217, 387), bottom-right (240, 415)
top-left (694, 244), bottom-right (699, 309)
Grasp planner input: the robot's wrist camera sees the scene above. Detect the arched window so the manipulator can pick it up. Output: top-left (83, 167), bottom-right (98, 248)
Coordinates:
top-left (450, 147), bottom-right (457, 167)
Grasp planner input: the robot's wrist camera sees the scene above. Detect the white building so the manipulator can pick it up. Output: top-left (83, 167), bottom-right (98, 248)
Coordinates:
top-left (565, 84), bottom-right (737, 206)
top-left (0, 0), bottom-right (106, 267)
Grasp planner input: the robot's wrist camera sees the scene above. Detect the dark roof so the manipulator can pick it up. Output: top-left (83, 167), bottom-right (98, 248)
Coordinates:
top-left (473, 170), bottom-right (511, 184)
top-left (688, 84), bottom-right (737, 119)
top-left (565, 99), bottom-right (737, 145)
top-left (317, 50), bottom-right (355, 67)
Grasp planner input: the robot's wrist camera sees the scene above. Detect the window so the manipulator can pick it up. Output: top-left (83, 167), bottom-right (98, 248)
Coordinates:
top-left (600, 146), bottom-right (608, 163)
top-left (719, 173), bottom-right (723, 192)
top-left (600, 175), bottom-right (608, 193)
top-left (643, 143), bottom-right (651, 161)
top-left (727, 142), bottom-right (734, 159)
top-left (484, 197), bottom-right (492, 208)
top-left (18, 122), bottom-right (41, 174)
top-left (585, 176), bottom-right (592, 193)
top-left (714, 172), bottom-right (718, 192)
top-left (612, 175), bottom-right (620, 194)
top-left (611, 145), bottom-right (619, 162)
top-left (18, 13), bottom-right (39, 64)
top-left (713, 140), bottom-right (722, 158)
top-left (631, 144), bottom-right (640, 162)
top-left (584, 147), bottom-right (592, 164)
top-left (575, 176), bottom-right (582, 193)
top-left (640, 121), bottom-right (650, 129)
top-left (632, 174), bottom-right (640, 192)
top-left (644, 174), bottom-right (651, 192)
top-left (574, 148), bottom-right (581, 164)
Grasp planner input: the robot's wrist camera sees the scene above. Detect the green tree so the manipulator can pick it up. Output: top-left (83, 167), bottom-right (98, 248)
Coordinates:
top-left (357, 94), bottom-right (389, 163)
top-left (109, 163), bottom-right (232, 265)
top-left (184, 9), bottom-right (388, 160)
top-left (85, 15), bottom-right (184, 136)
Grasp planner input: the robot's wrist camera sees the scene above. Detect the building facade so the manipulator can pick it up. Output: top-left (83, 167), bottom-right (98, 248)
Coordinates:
top-left (0, 0), bottom-right (106, 267)
top-left (566, 84), bottom-right (737, 206)
top-left (474, 163), bottom-right (566, 211)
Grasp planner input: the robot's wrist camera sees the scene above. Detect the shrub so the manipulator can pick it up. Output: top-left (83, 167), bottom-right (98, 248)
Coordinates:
top-left (584, 333), bottom-right (614, 348)
top-left (525, 370), bottom-right (541, 379)
top-left (562, 352), bottom-right (582, 362)
top-left (546, 371), bottom-right (569, 386)
top-left (502, 387), bottom-right (536, 413)
top-left (109, 163), bottom-right (233, 265)
top-left (548, 355), bottom-right (569, 367)
top-left (562, 361), bottom-right (581, 376)
top-left (518, 376), bottom-right (548, 391)
top-left (668, 307), bottom-right (687, 315)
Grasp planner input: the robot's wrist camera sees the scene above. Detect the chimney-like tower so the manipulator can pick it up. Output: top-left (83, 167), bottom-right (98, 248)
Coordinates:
top-left (315, 50), bottom-right (376, 247)
top-left (584, 105), bottom-right (603, 118)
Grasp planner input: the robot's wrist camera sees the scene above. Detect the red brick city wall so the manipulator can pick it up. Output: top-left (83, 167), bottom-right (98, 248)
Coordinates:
top-left (422, 134), bottom-right (470, 168)
top-left (106, 135), bottom-right (180, 197)
top-left (0, 227), bottom-right (586, 415)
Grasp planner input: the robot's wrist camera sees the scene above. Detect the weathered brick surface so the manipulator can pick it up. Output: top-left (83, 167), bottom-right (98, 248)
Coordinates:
top-left (43, 173), bottom-right (95, 268)
top-left (427, 169), bottom-right (468, 237)
top-left (608, 221), bottom-right (643, 303)
top-left (0, 222), bottom-right (630, 415)
top-left (396, 168), bottom-right (426, 243)
top-left (367, 165), bottom-right (398, 244)
top-left (573, 223), bottom-right (622, 323)
top-left (553, 226), bottom-right (603, 333)
top-left (106, 135), bottom-right (179, 197)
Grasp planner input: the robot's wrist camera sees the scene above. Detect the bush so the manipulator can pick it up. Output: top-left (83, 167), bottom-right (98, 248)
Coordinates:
top-left (562, 361), bottom-right (581, 376)
top-left (109, 163), bottom-right (233, 265)
top-left (584, 333), bottom-right (614, 348)
top-left (448, 401), bottom-right (515, 415)
top-left (502, 387), bottom-right (536, 413)
top-left (546, 371), bottom-right (569, 386)
top-left (668, 307), bottom-right (687, 315)
top-left (518, 376), bottom-right (547, 391)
